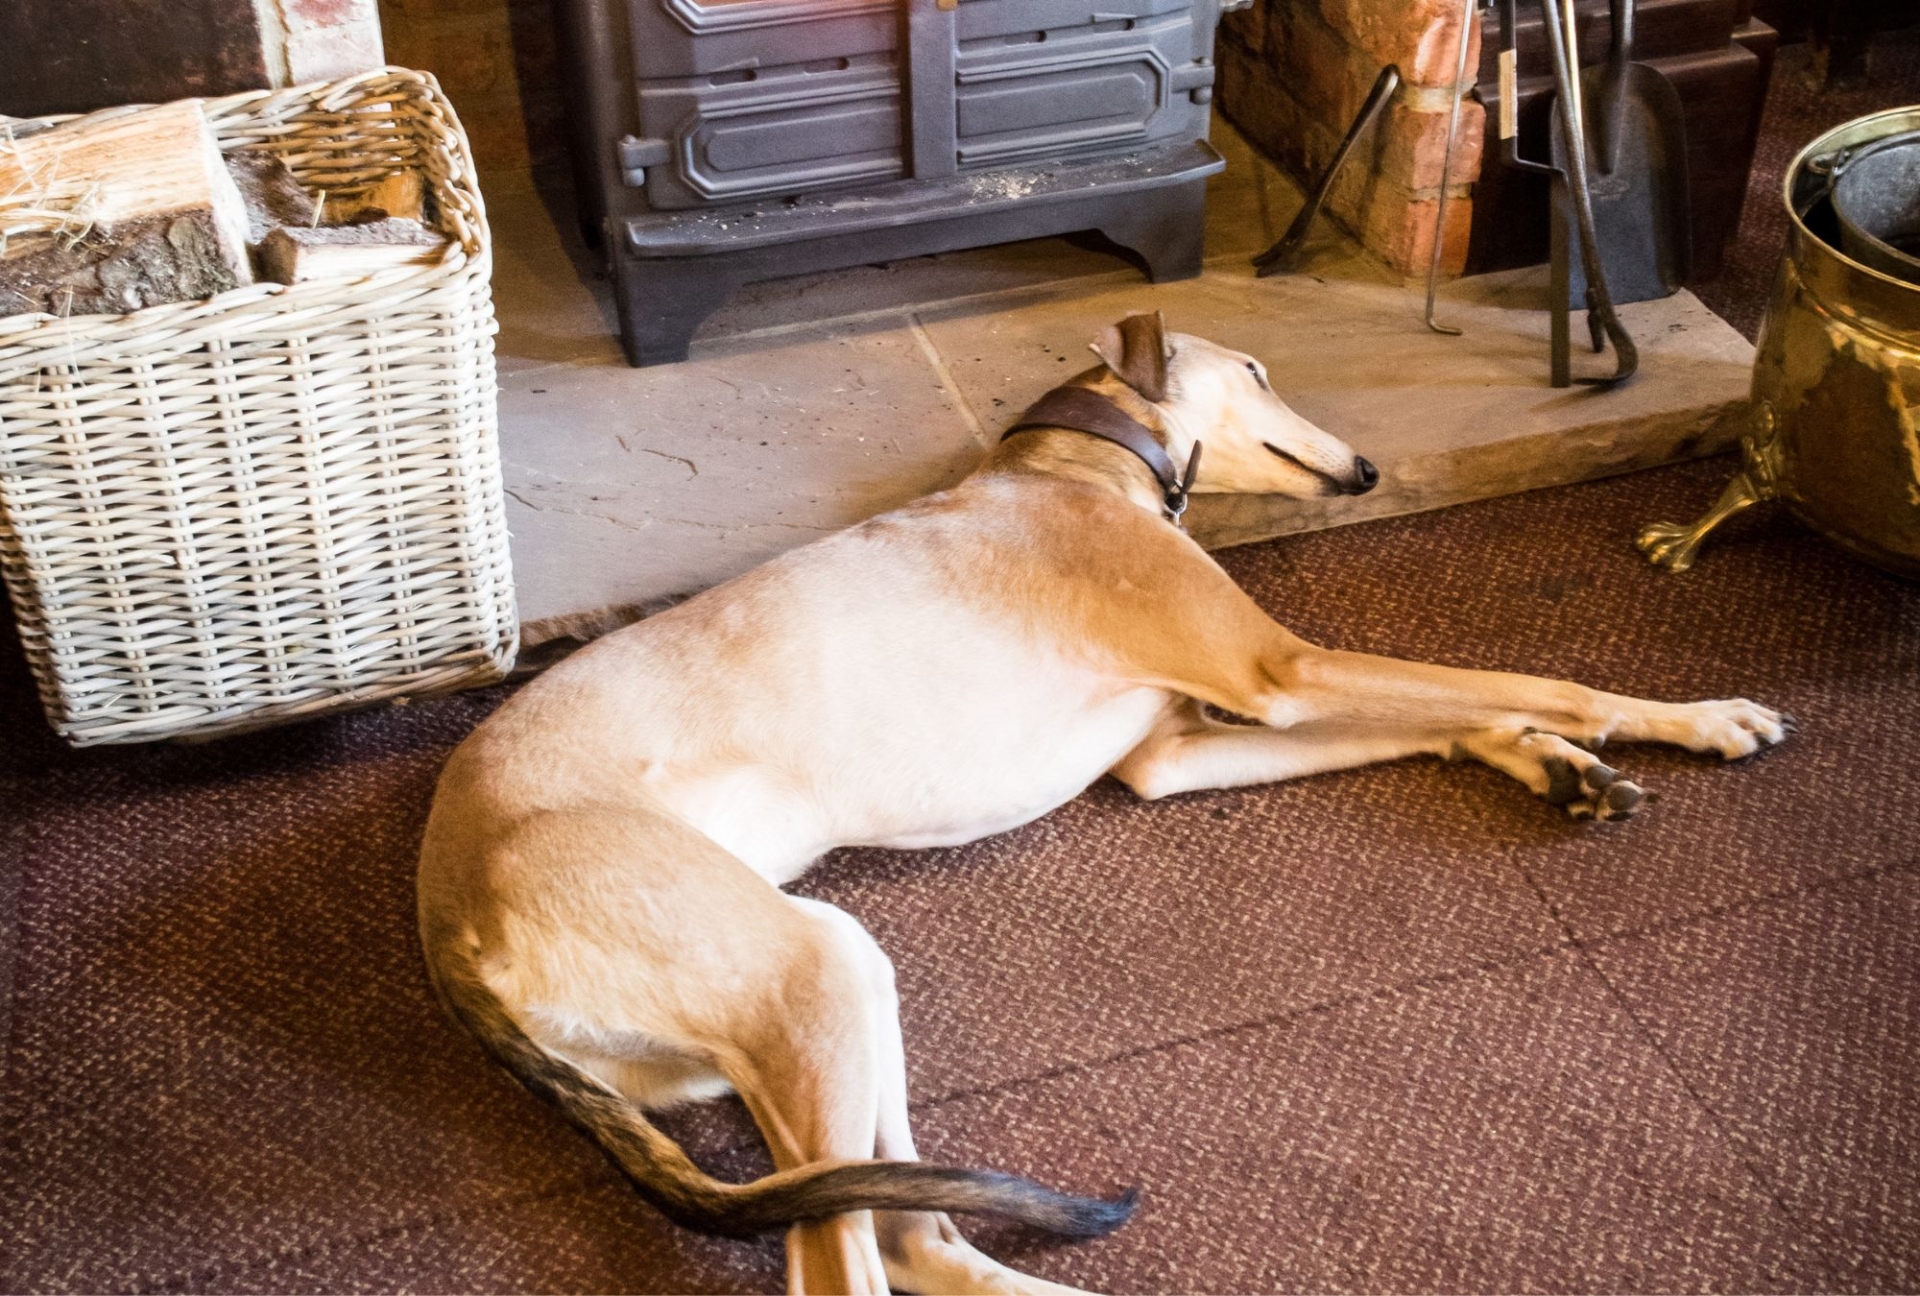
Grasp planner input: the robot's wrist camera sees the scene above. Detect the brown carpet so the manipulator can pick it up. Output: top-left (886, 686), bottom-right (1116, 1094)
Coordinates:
top-left (4, 454), bottom-right (1918, 1295)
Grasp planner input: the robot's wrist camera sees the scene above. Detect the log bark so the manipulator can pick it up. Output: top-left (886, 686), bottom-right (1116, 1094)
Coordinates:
top-left (0, 99), bottom-right (253, 318)
top-left (226, 150), bottom-right (318, 244)
top-left (0, 213), bottom-right (250, 317)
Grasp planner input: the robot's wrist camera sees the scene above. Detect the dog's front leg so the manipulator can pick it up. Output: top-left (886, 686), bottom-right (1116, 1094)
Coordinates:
top-left (1265, 647), bottom-right (1788, 758)
top-left (1082, 534), bottom-right (1784, 816)
top-left (1116, 640), bottom-right (1783, 820)
top-left (1083, 535), bottom-right (1776, 759)
top-left (1209, 647), bottom-right (1783, 819)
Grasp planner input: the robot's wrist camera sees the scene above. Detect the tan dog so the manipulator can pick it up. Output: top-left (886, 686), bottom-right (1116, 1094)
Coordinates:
top-left (419, 313), bottom-right (1787, 1295)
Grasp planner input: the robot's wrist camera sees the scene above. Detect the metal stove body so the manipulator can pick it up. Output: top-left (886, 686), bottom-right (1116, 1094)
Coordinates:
top-left (555, 0), bottom-right (1236, 366)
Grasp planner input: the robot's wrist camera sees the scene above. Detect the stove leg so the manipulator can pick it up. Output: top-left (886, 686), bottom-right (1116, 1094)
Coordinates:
top-left (1095, 180), bottom-right (1207, 283)
top-left (613, 254), bottom-right (746, 368)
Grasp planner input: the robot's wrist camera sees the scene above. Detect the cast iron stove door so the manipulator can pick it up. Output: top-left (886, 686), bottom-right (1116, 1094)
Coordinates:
top-left (622, 0), bottom-right (1215, 208)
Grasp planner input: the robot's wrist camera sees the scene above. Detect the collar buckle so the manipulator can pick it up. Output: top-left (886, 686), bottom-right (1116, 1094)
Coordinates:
top-left (1163, 440), bottom-right (1203, 526)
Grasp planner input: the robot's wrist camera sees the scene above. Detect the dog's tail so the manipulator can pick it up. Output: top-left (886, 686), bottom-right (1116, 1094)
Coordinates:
top-left (427, 935), bottom-right (1138, 1240)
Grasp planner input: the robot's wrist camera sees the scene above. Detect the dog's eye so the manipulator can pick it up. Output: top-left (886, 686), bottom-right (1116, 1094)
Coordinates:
top-left (1246, 361), bottom-right (1267, 388)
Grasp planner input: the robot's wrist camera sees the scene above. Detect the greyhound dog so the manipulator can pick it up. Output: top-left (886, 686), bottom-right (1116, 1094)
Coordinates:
top-left (419, 312), bottom-right (1787, 1295)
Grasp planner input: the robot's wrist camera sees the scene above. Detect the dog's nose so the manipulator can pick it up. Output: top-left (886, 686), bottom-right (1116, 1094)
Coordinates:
top-left (1349, 457), bottom-right (1379, 494)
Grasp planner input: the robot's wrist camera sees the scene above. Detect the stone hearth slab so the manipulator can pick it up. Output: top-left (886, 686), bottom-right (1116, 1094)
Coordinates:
top-left (497, 327), bottom-right (988, 627)
top-left (484, 118), bottom-right (1753, 633)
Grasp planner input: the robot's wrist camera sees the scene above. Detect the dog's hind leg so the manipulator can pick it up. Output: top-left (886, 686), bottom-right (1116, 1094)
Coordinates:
top-left (1113, 699), bottom-right (1449, 801)
top-left (434, 810), bottom-right (1127, 1296)
top-left (1448, 726), bottom-right (1650, 821)
top-left (703, 899), bottom-right (892, 1295)
top-left (794, 898), bottom-right (1094, 1296)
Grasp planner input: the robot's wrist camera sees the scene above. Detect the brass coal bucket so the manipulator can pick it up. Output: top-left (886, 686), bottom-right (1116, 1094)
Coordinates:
top-left (1638, 106), bottom-right (1920, 578)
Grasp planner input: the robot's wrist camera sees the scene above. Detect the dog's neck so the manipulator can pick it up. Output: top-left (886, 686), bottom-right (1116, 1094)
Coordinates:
top-left (973, 370), bottom-right (1176, 516)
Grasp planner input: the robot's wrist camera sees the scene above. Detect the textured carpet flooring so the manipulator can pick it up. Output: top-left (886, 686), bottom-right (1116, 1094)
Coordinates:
top-left (4, 456), bottom-right (1918, 1294)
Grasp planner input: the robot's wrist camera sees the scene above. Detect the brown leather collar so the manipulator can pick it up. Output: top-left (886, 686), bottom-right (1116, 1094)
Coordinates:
top-left (1003, 386), bottom-right (1203, 524)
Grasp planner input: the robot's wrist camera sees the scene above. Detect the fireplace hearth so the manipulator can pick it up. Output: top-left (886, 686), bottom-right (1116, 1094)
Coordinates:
top-left (554, 0), bottom-right (1245, 366)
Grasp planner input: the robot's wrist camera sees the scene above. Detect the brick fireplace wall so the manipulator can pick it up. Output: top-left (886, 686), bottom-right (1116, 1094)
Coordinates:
top-left (1217, 0), bottom-right (1484, 277)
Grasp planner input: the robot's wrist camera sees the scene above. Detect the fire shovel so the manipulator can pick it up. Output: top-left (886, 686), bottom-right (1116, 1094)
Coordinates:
top-left (1552, 0), bottom-right (1693, 307)
top-left (1496, 0), bottom-right (1638, 386)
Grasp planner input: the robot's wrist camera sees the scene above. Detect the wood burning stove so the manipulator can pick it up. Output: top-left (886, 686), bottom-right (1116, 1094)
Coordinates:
top-left (554, 0), bottom-right (1242, 366)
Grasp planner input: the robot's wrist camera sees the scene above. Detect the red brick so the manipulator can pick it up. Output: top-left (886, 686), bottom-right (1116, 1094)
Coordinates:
top-left (1361, 185), bottom-right (1473, 277)
top-left (1378, 97), bottom-right (1486, 192)
top-left (1216, 1), bottom-right (1488, 276)
top-left (1271, 3), bottom-right (1381, 133)
top-left (380, 0), bottom-right (506, 19)
top-left (386, 10), bottom-right (515, 97)
top-left (1318, 0), bottom-right (1481, 88)
top-left (449, 97), bottom-right (534, 170)
top-left (520, 91), bottom-right (569, 167)
top-left (503, 0), bottom-right (559, 82)
top-left (1321, 132), bottom-right (1373, 232)
top-left (1218, 50), bottom-right (1306, 174)
top-left (1220, 3), bottom-right (1266, 56)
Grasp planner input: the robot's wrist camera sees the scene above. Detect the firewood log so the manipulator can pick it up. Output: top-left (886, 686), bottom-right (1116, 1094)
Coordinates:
top-left (0, 100), bottom-right (254, 318)
top-left (256, 217), bottom-right (450, 285)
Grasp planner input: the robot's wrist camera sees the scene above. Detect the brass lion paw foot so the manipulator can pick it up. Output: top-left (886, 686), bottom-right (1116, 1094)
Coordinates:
top-left (1636, 468), bottom-right (1773, 573)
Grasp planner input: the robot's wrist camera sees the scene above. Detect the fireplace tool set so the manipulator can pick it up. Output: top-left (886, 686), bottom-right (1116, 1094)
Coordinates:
top-left (1256, 0), bottom-right (1693, 389)
top-left (1499, 0), bottom-right (1689, 386)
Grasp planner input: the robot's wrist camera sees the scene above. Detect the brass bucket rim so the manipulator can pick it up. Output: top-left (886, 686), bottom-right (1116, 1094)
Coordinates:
top-left (1786, 104), bottom-right (1920, 298)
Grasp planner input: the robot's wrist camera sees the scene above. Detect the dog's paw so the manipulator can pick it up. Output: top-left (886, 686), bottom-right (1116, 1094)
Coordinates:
top-left (1665, 697), bottom-right (1793, 760)
top-left (1551, 756), bottom-right (1647, 823)
top-left (1460, 729), bottom-right (1648, 822)
top-left (1525, 732), bottom-right (1647, 822)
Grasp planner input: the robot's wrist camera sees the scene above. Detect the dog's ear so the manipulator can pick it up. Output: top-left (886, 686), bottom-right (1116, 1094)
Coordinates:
top-left (1088, 311), bottom-right (1170, 402)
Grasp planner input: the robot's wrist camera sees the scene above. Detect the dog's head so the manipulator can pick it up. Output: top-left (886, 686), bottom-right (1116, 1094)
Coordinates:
top-left (1089, 311), bottom-right (1377, 499)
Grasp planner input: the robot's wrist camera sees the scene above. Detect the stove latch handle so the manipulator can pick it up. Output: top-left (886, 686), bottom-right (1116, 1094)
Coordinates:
top-left (617, 135), bottom-right (672, 188)
top-left (1170, 58), bottom-right (1216, 105)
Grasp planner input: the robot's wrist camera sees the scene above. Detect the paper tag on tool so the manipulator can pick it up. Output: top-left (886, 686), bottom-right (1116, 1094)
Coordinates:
top-left (1498, 49), bottom-right (1516, 139)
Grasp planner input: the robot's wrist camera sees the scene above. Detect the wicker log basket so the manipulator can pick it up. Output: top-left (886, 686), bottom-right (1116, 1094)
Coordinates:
top-left (0, 68), bottom-right (517, 745)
